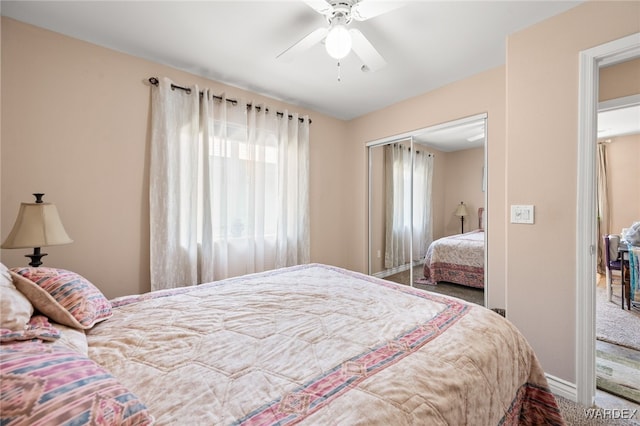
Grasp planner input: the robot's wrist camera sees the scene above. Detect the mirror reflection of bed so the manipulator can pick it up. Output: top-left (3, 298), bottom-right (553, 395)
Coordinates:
top-left (367, 115), bottom-right (486, 306)
top-left (413, 208), bottom-right (485, 305)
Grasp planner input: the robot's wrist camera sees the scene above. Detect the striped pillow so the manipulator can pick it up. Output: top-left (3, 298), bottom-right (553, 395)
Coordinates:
top-left (0, 315), bottom-right (60, 343)
top-left (0, 342), bottom-right (153, 425)
top-left (10, 267), bottom-right (112, 329)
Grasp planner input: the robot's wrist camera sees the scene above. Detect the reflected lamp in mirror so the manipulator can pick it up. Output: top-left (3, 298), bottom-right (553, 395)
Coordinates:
top-left (455, 202), bottom-right (468, 234)
top-left (1, 193), bottom-right (72, 267)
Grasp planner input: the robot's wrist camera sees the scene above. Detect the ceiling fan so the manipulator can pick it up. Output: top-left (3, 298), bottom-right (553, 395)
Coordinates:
top-left (277, 0), bottom-right (403, 73)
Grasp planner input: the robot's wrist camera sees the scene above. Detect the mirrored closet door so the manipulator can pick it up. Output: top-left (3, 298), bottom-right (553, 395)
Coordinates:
top-left (367, 114), bottom-right (488, 306)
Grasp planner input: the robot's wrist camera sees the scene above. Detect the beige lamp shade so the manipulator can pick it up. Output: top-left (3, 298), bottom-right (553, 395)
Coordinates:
top-left (2, 202), bottom-right (73, 249)
top-left (454, 202), bottom-right (468, 217)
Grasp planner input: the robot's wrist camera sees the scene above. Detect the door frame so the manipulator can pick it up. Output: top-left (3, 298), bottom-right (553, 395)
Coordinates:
top-left (576, 32), bottom-right (640, 406)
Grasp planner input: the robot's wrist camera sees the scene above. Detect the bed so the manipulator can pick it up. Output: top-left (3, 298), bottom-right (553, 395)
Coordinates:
top-left (1, 262), bottom-right (564, 425)
top-left (421, 208), bottom-right (485, 288)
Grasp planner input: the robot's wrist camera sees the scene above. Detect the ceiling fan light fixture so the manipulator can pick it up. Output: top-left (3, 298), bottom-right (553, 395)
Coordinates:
top-left (325, 24), bottom-right (352, 59)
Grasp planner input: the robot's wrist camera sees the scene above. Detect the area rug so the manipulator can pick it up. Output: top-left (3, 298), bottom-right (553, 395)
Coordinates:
top-left (384, 266), bottom-right (484, 306)
top-left (596, 341), bottom-right (640, 405)
top-left (596, 284), bottom-right (640, 352)
top-left (414, 277), bottom-right (436, 286)
top-left (413, 279), bottom-right (484, 306)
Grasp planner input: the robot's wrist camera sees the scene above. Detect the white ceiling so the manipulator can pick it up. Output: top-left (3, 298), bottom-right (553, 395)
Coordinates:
top-left (1, 0), bottom-right (584, 122)
top-left (411, 104), bottom-right (640, 152)
top-left (393, 99), bottom-right (640, 153)
top-left (598, 104), bottom-right (640, 140)
top-left (7, 0), bottom-right (635, 152)
top-left (414, 118), bottom-right (485, 152)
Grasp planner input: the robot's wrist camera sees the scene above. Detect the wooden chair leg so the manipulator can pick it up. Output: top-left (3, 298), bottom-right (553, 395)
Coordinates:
top-left (622, 265), bottom-right (631, 310)
top-left (625, 278), bottom-right (631, 310)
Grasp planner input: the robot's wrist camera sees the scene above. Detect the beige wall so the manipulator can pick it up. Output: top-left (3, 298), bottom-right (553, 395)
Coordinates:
top-left (605, 134), bottom-right (640, 234)
top-left (1, 16), bottom-right (506, 306)
top-left (0, 17), bottom-right (3, 238)
top-left (441, 147), bottom-right (484, 237)
top-left (3, 1), bottom-right (639, 389)
top-left (0, 18), bottom-right (349, 298)
top-left (599, 57), bottom-right (640, 102)
top-left (599, 57), bottom-right (640, 239)
top-left (348, 67), bottom-right (506, 309)
top-left (505, 0), bottom-right (639, 382)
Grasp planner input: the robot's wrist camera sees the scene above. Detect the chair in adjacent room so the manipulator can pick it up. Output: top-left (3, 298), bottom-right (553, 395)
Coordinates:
top-left (603, 234), bottom-right (630, 309)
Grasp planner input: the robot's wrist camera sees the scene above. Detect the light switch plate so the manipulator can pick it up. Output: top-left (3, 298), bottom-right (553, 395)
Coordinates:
top-left (511, 205), bottom-right (534, 224)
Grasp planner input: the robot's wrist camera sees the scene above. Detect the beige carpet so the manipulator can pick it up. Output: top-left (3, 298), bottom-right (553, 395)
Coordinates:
top-left (596, 283), bottom-right (640, 405)
top-left (596, 284), bottom-right (640, 352)
top-left (384, 265), bottom-right (485, 306)
top-left (556, 394), bottom-right (640, 425)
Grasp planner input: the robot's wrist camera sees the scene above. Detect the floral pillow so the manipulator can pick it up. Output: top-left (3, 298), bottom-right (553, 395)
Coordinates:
top-left (0, 263), bottom-right (34, 331)
top-left (51, 321), bottom-right (89, 356)
top-left (0, 341), bottom-right (154, 425)
top-left (0, 315), bottom-right (60, 343)
top-left (0, 262), bottom-right (12, 284)
top-left (10, 267), bottom-right (112, 329)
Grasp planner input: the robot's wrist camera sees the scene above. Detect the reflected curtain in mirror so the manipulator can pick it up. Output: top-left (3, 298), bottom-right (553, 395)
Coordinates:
top-left (413, 149), bottom-right (434, 262)
top-left (384, 143), bottom-right (433, 269)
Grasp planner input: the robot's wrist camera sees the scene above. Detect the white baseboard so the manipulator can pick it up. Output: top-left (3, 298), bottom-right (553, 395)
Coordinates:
top-left (373, 261), bottom-right (421, 279)
top-left (547, 373), bottom-right (577, 402)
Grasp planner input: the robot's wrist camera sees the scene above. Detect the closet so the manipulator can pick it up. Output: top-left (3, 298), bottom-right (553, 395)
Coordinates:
top-left (367, 114), bottom-right (488, 302)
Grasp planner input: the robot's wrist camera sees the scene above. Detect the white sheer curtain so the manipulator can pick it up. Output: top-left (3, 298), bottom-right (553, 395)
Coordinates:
top-left (596, 142), bottom-right (610, 275)
top-left (384, 143), bottom-right (434, 269)
top-left (412, 150), bottom-right (434, 262)
top-left (384, 143), bottom-right (410, 269)
top-left (150, 77), bottom-right (310, 291)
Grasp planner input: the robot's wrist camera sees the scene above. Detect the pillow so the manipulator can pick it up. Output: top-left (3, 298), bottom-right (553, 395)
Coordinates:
top-left (0, 342), bottom-right (154, 426)
top-left (52, 321), bottom-right (89, 356)
top-left (0, 315), bottom-right (60, 343)
top-left (10, 267), bottom-right (112, 329)
top-left (0, 263), bottom-right (34, 331)
top-left (623, 221), bottom-right (640, 245)
top-left (0, 262), bottom-right (12, 285)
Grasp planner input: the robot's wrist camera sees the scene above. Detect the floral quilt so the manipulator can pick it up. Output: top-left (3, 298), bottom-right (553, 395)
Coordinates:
top-left (86, 263), bottom-right (562, 425)
top-left (423, 230), bottom-right (485, 288)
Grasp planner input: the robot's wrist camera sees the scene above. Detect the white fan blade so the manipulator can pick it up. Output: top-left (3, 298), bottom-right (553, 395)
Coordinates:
top-left (349, 28), bottom-right (386, 72)
top-left (303, 0), bottom-right (333, 15)
top-left (352, 0), bottom-right (404, 21)
top-left (276, 27), bottom-right (328, 62)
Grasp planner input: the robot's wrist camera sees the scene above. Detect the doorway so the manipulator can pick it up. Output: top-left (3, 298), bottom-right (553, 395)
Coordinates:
top-left (576, 32), bottom-right (640, 407)
top-left (594, 92), bottom-right (640, 405)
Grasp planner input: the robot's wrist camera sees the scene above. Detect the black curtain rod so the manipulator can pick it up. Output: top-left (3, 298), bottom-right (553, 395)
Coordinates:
top-left (148, 77), bottom-right (310, 124)
top-left (390, 143), bottom-right (434, 157)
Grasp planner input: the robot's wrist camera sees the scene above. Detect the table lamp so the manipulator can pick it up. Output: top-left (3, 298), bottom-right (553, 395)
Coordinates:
top-left (1, 193), bottom-right (73, 267)
top-left (455, 202), bottom-right (468, 234)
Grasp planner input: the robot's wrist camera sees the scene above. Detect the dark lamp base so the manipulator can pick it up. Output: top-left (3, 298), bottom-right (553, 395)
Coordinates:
top-left (25, 247), bottom-right (47, 268)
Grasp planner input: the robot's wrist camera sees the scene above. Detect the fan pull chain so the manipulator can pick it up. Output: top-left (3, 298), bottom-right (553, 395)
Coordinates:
top-left (337, 61), bottom-right (342, 82)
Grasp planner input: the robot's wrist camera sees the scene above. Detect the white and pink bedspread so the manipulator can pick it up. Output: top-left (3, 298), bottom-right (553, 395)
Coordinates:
top-left (423, 230), bottom-right (485, 288)
top-left (86, 263), bottom-right (561, 425)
